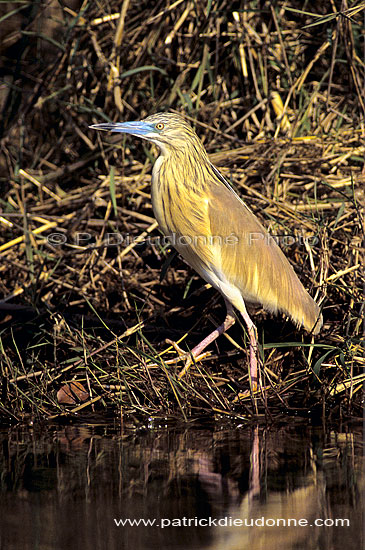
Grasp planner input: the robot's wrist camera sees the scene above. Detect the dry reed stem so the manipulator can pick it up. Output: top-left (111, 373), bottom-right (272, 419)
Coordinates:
top-left (0, 0), bottom-right (363, 422)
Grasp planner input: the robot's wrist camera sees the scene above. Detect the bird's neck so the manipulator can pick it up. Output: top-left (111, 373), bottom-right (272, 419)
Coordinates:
top-left (153, 146), bottom-right (212, 195)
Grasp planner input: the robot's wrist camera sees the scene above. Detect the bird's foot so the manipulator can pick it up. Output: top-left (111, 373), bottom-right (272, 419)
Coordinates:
top-left (234, 385), bottom-right (261, 401)
top-left (165, 339), bottom-right (210, 378)
top-left (234, 390), bottom-right (253, 401)
top-left (165, 339), bottom-right (187, 358)
top-left (178, 350), bottom-right (212, 378)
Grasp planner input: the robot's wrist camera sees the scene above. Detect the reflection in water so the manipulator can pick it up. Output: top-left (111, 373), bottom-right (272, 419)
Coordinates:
top-left (210, 428), bottom-right (324, 550)
top-left (0, 422), bottom-right (363, 550)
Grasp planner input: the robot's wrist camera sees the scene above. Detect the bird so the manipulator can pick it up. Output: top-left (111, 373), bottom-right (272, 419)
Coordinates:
top-left (90, 112), bottom-right (322, 389)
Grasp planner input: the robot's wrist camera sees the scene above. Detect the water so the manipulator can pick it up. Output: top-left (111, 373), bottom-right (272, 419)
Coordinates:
top-left (0, 420), bottom-right (363, 550)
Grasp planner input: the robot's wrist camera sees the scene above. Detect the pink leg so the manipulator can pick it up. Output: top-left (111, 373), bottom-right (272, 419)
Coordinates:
top-left (178, 300), bottom-right (235, 378)
top-left (239, 302), bottom-right (258, 389)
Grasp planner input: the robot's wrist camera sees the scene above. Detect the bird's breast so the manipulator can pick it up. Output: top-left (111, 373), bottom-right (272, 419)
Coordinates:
top-left (151, 155), bottom-right (217, 275)
top-left (150, 156), bottom-right (171, 236)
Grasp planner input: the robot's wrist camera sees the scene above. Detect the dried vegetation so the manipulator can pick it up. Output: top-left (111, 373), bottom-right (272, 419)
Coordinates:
top-left (0, 0), bottom-right (364, 423)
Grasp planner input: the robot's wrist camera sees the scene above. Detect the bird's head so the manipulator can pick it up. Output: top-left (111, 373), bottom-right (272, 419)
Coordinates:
top-left (90, 112), bottom-right (205, 157)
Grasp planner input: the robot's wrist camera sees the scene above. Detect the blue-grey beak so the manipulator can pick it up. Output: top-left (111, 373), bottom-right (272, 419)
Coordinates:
top-left (89, 120), bottom-right (154, 138)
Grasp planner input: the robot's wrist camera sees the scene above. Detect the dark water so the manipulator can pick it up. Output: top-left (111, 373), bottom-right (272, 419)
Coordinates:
top-left (0, 420), bottom-right (363, 550)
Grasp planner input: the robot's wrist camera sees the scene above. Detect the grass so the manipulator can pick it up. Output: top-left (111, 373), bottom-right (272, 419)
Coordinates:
top-left (0, 0), bottom-right (364, 423)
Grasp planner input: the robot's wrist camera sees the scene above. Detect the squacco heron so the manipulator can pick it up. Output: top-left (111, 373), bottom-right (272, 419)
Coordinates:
top-left (90, 113), bottom-right (322, 388)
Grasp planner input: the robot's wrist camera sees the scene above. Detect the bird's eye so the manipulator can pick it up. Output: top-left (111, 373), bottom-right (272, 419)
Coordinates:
top-left (155, 122), bottom-right (164, 130)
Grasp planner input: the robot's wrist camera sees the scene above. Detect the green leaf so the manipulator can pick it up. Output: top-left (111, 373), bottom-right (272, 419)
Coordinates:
top-left (160, 250), bottom-right (178, 282)
top-left (312, 349), bottom-right (335, 375)
top-left (283, 7), bottom-right (320, 17)
top-left (303, 14), bottom-right (339, 29)
top-left (0, 4), bottom-right (28, 24)
top-left (206, 0), bottom-right (213, 17)
top-left (119, 66), bottom-right (168, 79)
top-left (109, 166), bottom-right (117, 217)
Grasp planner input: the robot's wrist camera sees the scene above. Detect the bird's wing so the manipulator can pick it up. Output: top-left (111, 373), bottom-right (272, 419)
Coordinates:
top-left (154, 157), bottom-right (321, 334)
top-left (206, 176), bottom-right (321, 333)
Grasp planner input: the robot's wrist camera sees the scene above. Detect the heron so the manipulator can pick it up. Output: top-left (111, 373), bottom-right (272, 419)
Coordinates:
top-left (90, 112), bottom-right (322, 389)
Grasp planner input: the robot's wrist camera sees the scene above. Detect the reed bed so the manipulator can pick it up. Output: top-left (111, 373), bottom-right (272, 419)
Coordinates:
top-left (0, 0), bottom-right (364, 423)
